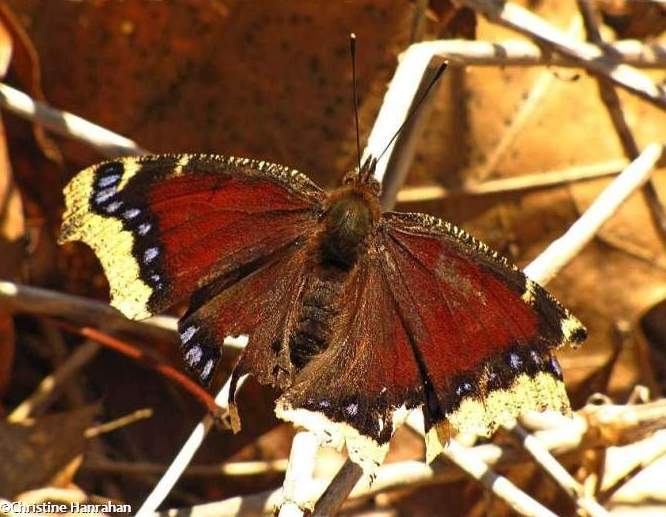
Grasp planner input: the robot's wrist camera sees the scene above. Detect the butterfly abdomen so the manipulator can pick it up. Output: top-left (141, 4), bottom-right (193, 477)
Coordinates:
top-left (290, 278), bottom-right (340, 369)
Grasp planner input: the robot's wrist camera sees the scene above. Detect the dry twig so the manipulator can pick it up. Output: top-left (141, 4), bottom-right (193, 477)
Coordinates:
top-left (7, 340), bottom-right (100, 422)
top-left (456, 0), bottom-right (666, 108)
top-left (0, 82), bottom-right (145, 157)
top-left (82, 458), bottom-right (288, 478)
top-left (417, 39), bottom-right (666, 68)
top-left (278, 432), bottom-right (320, 517)
top-left (161, 399), bottom-right (666, 516)
top-left (524, 142), bottom-right (663, 284)
top-left (396, 158), bottom-right (628, 203)
top-left (577, 0), bottom-right (666, 246)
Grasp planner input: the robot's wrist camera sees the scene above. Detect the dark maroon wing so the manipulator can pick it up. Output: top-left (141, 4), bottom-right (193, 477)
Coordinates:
top-left (379, 211), bottom-right (586, 458)
top-left (275, 211), bottom-right (586, 471)
top-left (274, 250), bottom-right (423, 473)
top-left (60, 154), bottom-right (323, 382)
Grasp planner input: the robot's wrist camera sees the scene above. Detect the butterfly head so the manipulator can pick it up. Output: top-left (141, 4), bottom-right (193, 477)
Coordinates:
top-left (341, 155), bottom-right (381, 197)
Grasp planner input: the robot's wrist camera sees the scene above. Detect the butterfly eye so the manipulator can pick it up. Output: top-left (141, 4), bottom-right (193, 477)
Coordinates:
top-left (342, 170), bottom-right (357, 185)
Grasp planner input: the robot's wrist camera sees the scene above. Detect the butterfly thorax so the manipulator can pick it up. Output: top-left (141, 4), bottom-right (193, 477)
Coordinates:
top-left (319, 182), bottom-right (381, 269)
top-left (288, 182), bottom-right (381, 371)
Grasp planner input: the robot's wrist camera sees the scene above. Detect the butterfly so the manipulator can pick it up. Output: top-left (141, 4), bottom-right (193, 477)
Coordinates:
top-left (59, 152), bottom-right (586, 473)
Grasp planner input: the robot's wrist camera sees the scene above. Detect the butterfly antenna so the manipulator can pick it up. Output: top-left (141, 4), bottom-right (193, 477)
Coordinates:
top-left (376, 61), bottom-right (448, 164)
top-left (350, 33), bottom-right (362, 175)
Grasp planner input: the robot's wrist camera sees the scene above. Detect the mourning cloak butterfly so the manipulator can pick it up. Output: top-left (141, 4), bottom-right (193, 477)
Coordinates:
top-left (59, 151), bottom-right (585, 472)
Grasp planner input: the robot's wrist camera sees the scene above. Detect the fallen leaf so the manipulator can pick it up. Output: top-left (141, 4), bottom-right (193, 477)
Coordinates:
top-left (0, 405), bottom-right (98, 498)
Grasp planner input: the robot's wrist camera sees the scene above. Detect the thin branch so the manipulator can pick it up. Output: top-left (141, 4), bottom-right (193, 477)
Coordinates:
top-left (577, 0), bottom-right (666, 246)
top-left (84, 408), bottom-right (154, 438)
top-left (0, 280), bottom-right (177, 344)
top-left (312, 460), bottom-right (363, 517)
top-left (7, 340), bottom-right (100, 422)
top-left (364, 46), bottom-right (445, 207)
top-left (456, 0), bottom-right (666, 109)
top-left (505, 421), bottom-right (610, 517)
top-left (0, 82), bottom-right (146, 157)
top-left (278, 432), bottom-right (321, 517)
top-left (524, 142), bottom-right (663, 284)
top-left (82, 458), bottom-right (288, 478)
top-left (135, 374), bottom-right (247, 516)
top-left (395, 158), bottom-right (628, 203)
top-left (416, 39), bottom-right (666, 69)
top-left (0, 280), bottom-right (247, 350)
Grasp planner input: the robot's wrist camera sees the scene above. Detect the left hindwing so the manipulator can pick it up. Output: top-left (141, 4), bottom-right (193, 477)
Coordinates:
top-left (60, 154), bottom-right (325, 321)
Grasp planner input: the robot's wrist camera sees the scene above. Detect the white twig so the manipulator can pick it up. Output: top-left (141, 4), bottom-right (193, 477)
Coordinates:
top-left (457, 0), bottom-right (666, 109)
top-left (396, 158), bottom-right (628, 203)
top-left (524, 142), bottom-right (663, 284)
top-left (0, 82), bottom-right (146, 157)
top-left (363, 45), bottom-right (444, 207)
top-left (416, 39), bottom-right (666, 69)
top-left (135, 375), bottom-right (246, 516)
top-left (506, 421), bottom-right (610, 517)
top-left (406, 412), bottom-right (558, 516)
top-left (278, 432), bottom-right (320, 517)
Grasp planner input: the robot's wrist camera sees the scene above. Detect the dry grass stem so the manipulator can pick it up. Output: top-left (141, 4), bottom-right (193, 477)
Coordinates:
top-left (524, 142), bottom-right (663, 285)
top-left (396, 158), bottom-right (629, 203)
top-left (82, 458), bottom-right (289, 478)
top-left (84, 408), bottom-right (154, 439)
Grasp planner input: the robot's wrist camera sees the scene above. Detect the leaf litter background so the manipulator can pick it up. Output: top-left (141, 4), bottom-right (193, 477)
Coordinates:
top-left (0, 0), bottom-right (665, 515)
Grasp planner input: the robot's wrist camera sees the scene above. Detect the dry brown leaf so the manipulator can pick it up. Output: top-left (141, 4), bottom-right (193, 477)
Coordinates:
top-left (0, 3), bottom-right (63, 164)
top-left (0, 10), bottom-right (25, 280)
top-left (0, 405), bottom-right (98, 498)
top-left (0, 312), bottom-right (14, 399)
top-left (0, 9), bottom-right (20, 399)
